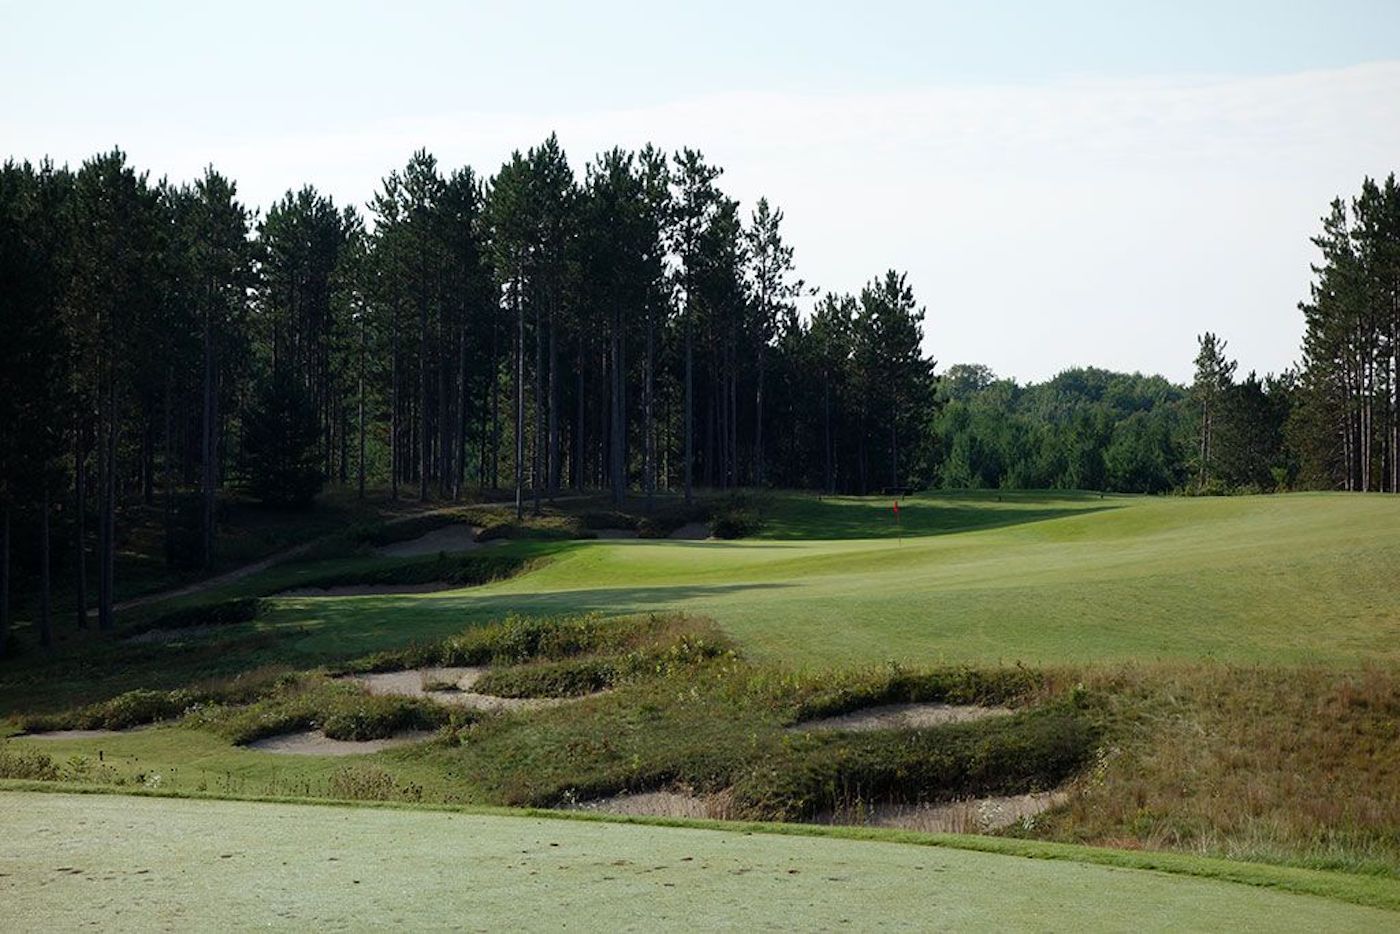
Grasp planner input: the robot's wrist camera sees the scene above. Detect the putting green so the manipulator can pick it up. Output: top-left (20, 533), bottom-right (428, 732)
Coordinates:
top-left (1, 792), bottom-right (1393, 931)
top-left (264, 492), bottom-right (1400, 668)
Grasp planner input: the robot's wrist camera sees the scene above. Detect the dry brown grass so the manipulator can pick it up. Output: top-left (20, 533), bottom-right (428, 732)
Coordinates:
top-left (1033, 664), bottom-right (1400, 874)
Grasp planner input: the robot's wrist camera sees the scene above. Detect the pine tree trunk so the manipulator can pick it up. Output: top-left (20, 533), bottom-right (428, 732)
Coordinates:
top-left (548, 312), bottom-right (559, 497)
top-left (74, 428), bottom-right (87, 629)
top-left (610, 320), bottom-right (624, 505)
top-left (0, 504), bottom-right (9, 657)
top-left (644, 313), bottom-right (655, 512)
top-left (575, 336), bottom-right (585, 493)
top-left (100, 385), bottom-right (117, 632)
top-left (754, 346), bottom-right (765, 487)
top-left (419, 292), bottom-right (430, 502)
top-left (163, 368), bottom-right (176, 567)
top-left (38, 483), bottom-right (52, 650)
top-left (514, 285), bottom-right (525, 521)
top-left (684, 317), bottom-right (693, 506)
top-left (533, 300), bottom-right (544, 516)
top-left (823, 379), bottom-right (833, 494)
top-left (201, 309), bottom-right (218, 569)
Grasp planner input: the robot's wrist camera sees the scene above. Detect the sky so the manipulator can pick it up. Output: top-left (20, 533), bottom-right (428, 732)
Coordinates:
top-left (3, 1), bottom-right (1399, 383)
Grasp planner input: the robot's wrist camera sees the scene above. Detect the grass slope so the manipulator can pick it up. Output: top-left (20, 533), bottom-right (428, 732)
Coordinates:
top-left (2, 791), bottom-right (1394, 931)
top-left (252, 491), bottom-right (1400, 668)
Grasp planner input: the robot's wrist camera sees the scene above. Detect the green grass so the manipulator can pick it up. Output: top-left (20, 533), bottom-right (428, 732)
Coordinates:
top-left (2, 790), bottom-right (1395, 930)
top-left (226, 491), bottom-right (1400, 669)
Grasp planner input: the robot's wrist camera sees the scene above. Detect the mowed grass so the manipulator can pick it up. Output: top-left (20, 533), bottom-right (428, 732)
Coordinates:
top-left (250, 491), bottom-right (1400, 669)
top-left (2, 791), bottom-right (1396, 931)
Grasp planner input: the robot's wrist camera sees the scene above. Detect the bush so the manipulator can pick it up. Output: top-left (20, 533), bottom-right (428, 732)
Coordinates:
top-left (580, 511), bottom-right (638, 532)
top-left (134, 598), bottom-right (263, 634)
top-left (473, 657), bottom-right (619, 698)
top-left (289, 552), bottom-right (533, 591)
top-left (710, 492), bottom-right (764, 539)
top-left (636, 504), bottom-right (709, 539)
top-left (0, 744), bottom-right (62, 780)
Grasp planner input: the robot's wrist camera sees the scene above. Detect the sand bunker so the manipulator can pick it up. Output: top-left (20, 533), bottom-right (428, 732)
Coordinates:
top-left (342, 667), bottom-right (574, 713)
top-left (566, 788), bottom-right (733, 820)
top-left (567, 786), bottom-right (1065, 834)
top-left (590, 528), bottom-right (639, 540)
top-left (247, 729), bottom-right (436, 757)
top-left (668, 522), bottom-right (711, 540)
top-left (375, 525), bottom-right (484, 558)
top-left (822, 791), bottom-right (1070, 834)
top-left (792, 702), bottom-right (1012, 733)
top-left (277, 582), bottom-right (455, 598)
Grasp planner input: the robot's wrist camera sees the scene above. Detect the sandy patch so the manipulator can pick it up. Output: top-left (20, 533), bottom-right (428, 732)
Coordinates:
top-left (590, 528), bottom-right (639, 540)
top-left (565, 788), bottom-right (733, 820)
top-left (667, 522), bottom-right (710, 540)
top-left (792, 702), bottom-right (1012, 733)
top-left (342, 667), bottom-right (573, 713)
top-left (246, 729), bottom-right (436, 757)
top-left (277, 582), bottom-right (455, 597)
top-left (821, 791), bottom-right (1070, 834)
top-left (565, 786), bottom-right (1064, 833)
top-left (375, 525), bottom-right (483, 558)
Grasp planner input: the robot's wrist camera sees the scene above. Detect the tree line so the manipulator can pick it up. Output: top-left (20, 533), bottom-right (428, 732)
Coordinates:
top-left (0, 139), bottom-right (936, 651)
top-left (1, 142), bottom-right (1396, 653)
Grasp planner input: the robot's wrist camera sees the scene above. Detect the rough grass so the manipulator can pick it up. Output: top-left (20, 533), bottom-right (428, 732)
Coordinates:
top-left (187, 678), bottom-right (454, 745)
top-left (1034, 663), bottom-right (1400, 875)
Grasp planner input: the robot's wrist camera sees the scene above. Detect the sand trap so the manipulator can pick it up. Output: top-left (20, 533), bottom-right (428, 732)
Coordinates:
top-left (277, 582), bottom-right (455, 597)
top-left (820, 791), bottom-right (1070, 834)
top-left (342, 667), bottom-right (574, 713)
top-left (668, 522), bottom-right (711, 540)
top-left (566, 786), bottom-right (1063, 834)
top-left (792, 702), bottom-right (1012, 733)
top-left (246, 729), bottom-right (436, 757)
top-left (590, 528), bottom-right (639, 539)
top-left (375, 525), bottom-right (483, 558)
top-left (566, 788), bottom-right (733, 820)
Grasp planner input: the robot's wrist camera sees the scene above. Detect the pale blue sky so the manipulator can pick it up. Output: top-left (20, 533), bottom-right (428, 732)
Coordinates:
top-left (4, 1), bottom-right (1399, 381)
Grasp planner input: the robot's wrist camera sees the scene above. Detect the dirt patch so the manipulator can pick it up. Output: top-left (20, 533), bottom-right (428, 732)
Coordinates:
top-left (246, 729), bottom-right (436, 757)
top-left (375, 525), bottom-right (484, 558)
top-left (792, 702), bottom-right (1012, 733)
top-left (565, 788), bottom-right (734, 819)
top-left (277, 583), bottom-right (456, 598)
top-left (342, 667), bottom-right (576, 713)
top-left (668, 522), bottom-right (711, 540)
top-left (820, 791), bottom-right (1070, 834)
top-left (590, 528), bottom-right (639, 540)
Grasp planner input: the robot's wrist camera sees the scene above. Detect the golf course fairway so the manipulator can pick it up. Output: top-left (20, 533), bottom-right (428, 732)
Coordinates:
top-left (1, 792), bottom-right (1394, 931)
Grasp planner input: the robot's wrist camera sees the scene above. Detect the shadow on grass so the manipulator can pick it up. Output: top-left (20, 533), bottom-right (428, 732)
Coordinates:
top-left (278, 581), bottom-right (796, 652)
top-left (757, 494), bottom-right (1124, 541)
top-left (0, 581), bottom-right (794, 717)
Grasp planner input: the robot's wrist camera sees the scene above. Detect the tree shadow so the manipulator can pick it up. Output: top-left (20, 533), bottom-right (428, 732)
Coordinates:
top-left (757, 495), bottom-right (1124, 541)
